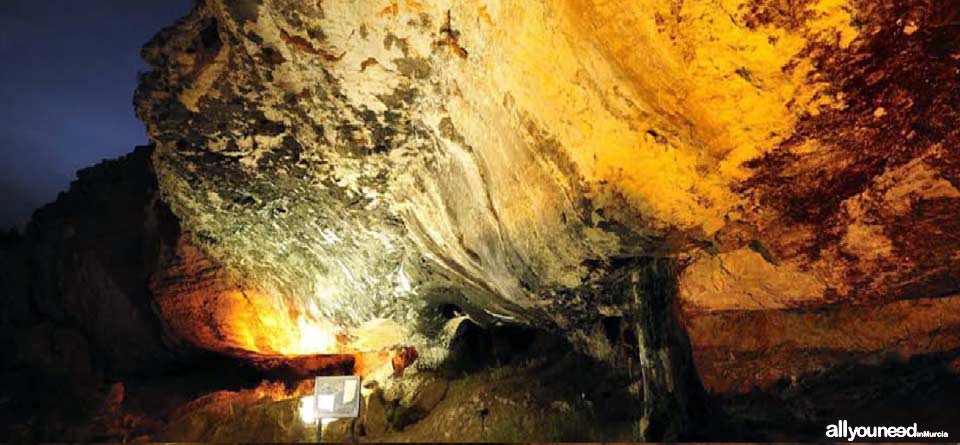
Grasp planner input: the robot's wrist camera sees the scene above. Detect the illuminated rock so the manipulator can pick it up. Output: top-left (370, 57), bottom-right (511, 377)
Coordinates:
top-left (134, 0), bottom-right (960, 351)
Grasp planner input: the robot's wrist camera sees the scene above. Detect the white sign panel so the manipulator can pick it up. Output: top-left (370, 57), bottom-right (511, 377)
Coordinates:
top-left (313, 375), bottom-right (361, 419)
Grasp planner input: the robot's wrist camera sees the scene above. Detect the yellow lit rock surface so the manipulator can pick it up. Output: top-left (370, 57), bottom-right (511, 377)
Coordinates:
top-left (680, 248), bottom-right (827, 311)
top-left (689, 294), bottom-right (960, 392)
top-left (135, 0), bottom-right (960, 370)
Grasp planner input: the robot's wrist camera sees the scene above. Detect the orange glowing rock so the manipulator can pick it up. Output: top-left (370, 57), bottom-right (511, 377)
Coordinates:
top-left (196, 288), bottom-right (342, 356)
top-left (391, 346), bottom-right (419, 376)
top-left (150, 231), bottom-right (412, 379)
top-left (150, 234), bottom-right (350, 357)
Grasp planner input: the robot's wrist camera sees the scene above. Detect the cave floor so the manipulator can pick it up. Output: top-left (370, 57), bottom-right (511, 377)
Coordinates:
top-left (2, 348), bottom-right (959, 442)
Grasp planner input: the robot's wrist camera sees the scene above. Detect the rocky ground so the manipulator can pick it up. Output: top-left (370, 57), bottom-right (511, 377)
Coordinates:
top-left (3, 352), bottom-right (959, 443)
top-left (2, 320), bottom-right (959, 443)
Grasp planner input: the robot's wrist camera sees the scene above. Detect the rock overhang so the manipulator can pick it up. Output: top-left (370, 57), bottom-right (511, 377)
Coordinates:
top-left (133, 0), bottom-right (960, 356)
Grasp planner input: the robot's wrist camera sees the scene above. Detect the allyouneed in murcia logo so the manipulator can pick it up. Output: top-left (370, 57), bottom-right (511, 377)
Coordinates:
top-left (826, 419), bottom-right (949, 441)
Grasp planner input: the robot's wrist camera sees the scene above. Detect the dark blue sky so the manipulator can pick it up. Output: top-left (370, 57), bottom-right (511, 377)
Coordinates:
top-left (0, 0), bottom-right (192, 228)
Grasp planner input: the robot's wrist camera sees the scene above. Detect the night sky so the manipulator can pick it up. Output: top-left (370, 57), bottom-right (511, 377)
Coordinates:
top-left (0, 0), bottom-right (192, 228)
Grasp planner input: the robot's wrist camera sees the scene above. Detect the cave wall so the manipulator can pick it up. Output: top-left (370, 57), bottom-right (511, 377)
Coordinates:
top-left (2, 0), bottom-right (957, 395)
top-left (0, 144), bottom-right (353, 373)
top-left (5, 145), bottom-right (958, 388)
top-left (684, 0), bottom-right (960, 311)
top-left (133, 0), bottom-right (960, 347)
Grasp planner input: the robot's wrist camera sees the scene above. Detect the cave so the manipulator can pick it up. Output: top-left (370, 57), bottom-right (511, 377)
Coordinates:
top-left (2, 0), bottom-right (960, 442)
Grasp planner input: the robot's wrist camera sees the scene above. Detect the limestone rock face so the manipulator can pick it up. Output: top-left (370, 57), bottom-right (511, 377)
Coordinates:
top-left (134, 0), bottom-right (960, 353)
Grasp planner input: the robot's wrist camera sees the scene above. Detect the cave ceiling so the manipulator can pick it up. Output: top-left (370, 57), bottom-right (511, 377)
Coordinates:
top-left (134, 0), bottom-right (960, 355)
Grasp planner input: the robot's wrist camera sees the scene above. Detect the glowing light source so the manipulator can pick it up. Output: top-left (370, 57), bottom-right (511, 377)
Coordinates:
top-left (211, 289), bottom-right (343, 356)
top-left (297, 395), bottom-right (338, 425)
top-left (299, 395), bottom-right (317, 424)
top-left (200, 288), bottom-right (407, 357)
top-left (293, 315), bottom-right (339, 355)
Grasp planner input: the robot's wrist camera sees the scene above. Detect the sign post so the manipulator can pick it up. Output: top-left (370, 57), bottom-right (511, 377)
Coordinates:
top-left (313, 375), bottom-right (361, 443)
